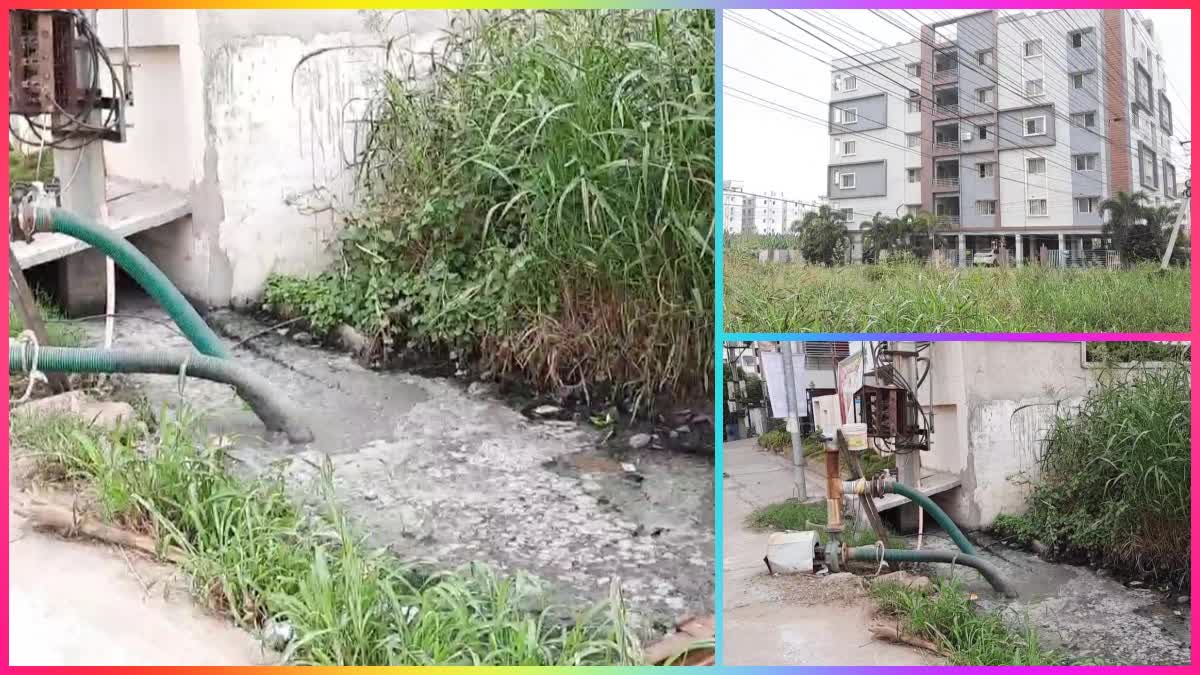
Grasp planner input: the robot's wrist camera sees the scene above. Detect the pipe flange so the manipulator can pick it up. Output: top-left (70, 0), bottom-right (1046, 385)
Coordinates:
top-left (826, 539), bottom-right (841, 573)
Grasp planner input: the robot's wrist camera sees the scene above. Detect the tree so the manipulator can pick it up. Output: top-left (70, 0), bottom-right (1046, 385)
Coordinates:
top-left (1145, 203), bottom-right (1184, 264)
top-left (1101, 191), bottom-right (1156, 263)
top-left (1100, 191), bottom-right (1184, 264)
top-left (793, 205), bottom-right (849, 266)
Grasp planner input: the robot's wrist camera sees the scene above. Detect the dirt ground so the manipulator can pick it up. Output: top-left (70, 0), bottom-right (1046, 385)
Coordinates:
top-left (64, 295), bottom-right (713, 636)
top-left (721, 438), bottom-right (941, 666)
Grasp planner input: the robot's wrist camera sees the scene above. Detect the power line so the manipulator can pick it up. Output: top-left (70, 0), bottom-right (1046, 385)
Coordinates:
top-left (725, 65), bottom-right (1087, 197)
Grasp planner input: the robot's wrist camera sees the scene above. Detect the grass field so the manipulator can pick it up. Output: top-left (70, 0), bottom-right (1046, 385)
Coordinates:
top-left (723, 256), bottom-right (1190, 333)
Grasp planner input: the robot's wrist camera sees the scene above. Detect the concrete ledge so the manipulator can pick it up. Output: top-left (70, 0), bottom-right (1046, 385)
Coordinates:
top-left (12, 177), bottom-right (191, 270)
top-left (875, 469), bottom-right (961, 512)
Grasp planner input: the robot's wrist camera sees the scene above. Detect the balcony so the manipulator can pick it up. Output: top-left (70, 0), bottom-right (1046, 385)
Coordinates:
top-left (934, 103), bottom-right (960, 117)
top-left (934, 139), bottom-right (960, 152)
top-left (933, 176), bottom-right (960, 190)
top-left (935, 214), bottom-right (961, 227)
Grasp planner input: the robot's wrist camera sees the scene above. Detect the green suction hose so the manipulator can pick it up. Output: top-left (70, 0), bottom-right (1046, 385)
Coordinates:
top-left (884, 482), bottom-right (975, 555)
top-left (11, 344), bottom-right (312, 444)
top-left (847, 545), bottom-right (1018, 598)
top-left (28, 208), bottom-right (229, 359)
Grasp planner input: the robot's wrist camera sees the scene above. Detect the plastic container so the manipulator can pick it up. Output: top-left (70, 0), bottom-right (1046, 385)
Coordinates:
top-left (841, 422), bottom-right (868, 452)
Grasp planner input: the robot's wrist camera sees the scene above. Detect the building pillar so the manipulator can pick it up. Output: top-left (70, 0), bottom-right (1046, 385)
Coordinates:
top-left (957, 233), bottom-right (966, 268)
top-left (1058, 233), bottom-right (1066, 266)
top-left (1014, 233), bottom-right (1023, 267)
top-left (55, 248), bottom-right (109, 316)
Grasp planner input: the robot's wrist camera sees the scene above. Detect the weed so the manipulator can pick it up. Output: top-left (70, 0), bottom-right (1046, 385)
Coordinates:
top-left (9, 297), bottom-right (84, 347)
top-left (723, 258), bottom-right (1190, 332)
top-left (11, 410), bottom-right (641, 665)
top-left (9, 149), bottom-right (53, 183)
top-left (871, 579), bottom-right (1065, 665)
top-left (746, 499), bottom-right (903, 549)
top-left (267, 10), bottom-right (714, 403)
top-left (991, 362), bottom-right (1190, 587)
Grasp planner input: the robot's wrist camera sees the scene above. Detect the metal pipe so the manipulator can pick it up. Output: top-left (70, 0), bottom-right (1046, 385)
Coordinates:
top-left (779, 341), bottom-right (807, 500)
top-left (847, 545), bottom-right (1017, 598)
top-left (825, 439), bottom-right (843, 536)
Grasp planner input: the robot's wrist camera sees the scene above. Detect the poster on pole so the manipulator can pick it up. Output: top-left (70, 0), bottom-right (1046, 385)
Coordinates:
top-left (836, 351), bottom-right (865, 424)
top-left (761, 351), bottom-right (807, 418)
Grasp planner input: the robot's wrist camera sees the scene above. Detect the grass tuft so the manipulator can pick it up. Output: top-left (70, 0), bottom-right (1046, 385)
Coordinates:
top-left (871, 579), bottom-right (1067, 665)
top-left (746, 499), bottom-right (903, 549)
top-left (11, 409), bottom-right (641, 665)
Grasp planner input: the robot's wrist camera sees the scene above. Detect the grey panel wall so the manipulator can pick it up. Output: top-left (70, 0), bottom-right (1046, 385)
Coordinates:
top-left (954, 11), bottom-right (998, 118)
top-left (828, 160), bottom-right (887, 199)
top-left (1062, 13), bottom-right (1102, 75)
top-left (959, 113), bottom-right (998, 154)
top-left (830, 93), bottom-right (887, 134)
top-left (959, 151), bottom-right (997, 227)
top-left (997, 104), bottom-right (1057, 149)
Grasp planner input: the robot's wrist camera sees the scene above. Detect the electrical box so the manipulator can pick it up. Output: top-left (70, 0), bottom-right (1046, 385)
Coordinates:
top-left (9, 10), bottom-right (83, 116)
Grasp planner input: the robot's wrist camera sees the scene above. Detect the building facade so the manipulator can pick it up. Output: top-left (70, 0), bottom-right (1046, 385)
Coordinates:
top-left (827, 10), bottom-right (1186, 264)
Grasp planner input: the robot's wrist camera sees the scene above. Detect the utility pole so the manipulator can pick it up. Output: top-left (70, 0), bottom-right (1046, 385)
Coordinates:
top-left (1161, 141), bottom-right (1190, 270)
top-left (779, 341), bottom-right (807, 500)
top-left (55, 9), bottom-right (113, 337)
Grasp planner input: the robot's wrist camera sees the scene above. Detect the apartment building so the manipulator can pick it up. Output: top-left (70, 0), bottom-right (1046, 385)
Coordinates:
top-left (723, 180), bottom-right (749, 233)
top-left (826, 9), bottom-right (1186, 264)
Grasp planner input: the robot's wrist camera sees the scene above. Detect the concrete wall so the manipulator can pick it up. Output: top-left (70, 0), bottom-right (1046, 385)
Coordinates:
top-left (96, 9), bottom-right (456, 307)
top-left (917, 341), bottom-right (1097, 529)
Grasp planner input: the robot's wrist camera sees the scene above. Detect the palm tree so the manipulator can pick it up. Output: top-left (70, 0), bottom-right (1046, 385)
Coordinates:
top-left (1100, 190), bottom-right (1150, 258)
top-left (794, 205), bottom-right (849, 266)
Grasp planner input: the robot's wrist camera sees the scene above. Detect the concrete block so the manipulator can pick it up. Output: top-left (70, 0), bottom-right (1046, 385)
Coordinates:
top-left (55, 249), bottom-right (109, 317)
top-left (13, 390), bottom-right (136, 430)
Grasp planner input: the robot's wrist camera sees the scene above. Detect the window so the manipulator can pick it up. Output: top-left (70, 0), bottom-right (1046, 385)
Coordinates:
top-left (1070, 72), bottom-right (1089, 89)
top-left (977, 87), bottom-right (994, 104)
top-left (908, 99), bottom-right (921, 113)
top-left (1071, 111), bottom-right (1096, 128)
top-left (1024, 40), bottom-right (1043, 57)
top-left (976, 200), bottom-right (996, 216)
top-left (1133, 65), bottom-right (1153, 110)
top-left (1163, 161), bottom-right (1177, 197)
top-left (1159, 93), bottom-right (1173, 135)
top-left (907, 168), bottom-right (920, 183)
top-left (841, 108), bottom-right (858, 124)
top-left (977, 49), bottom-right (994, 66)
top-left (840, 208), bottom-right (854, 222)
top-left (1075, 197), bottom-right (1099, 214)
top-left (1069, 30), bottom-right (1092, 49)
top-left (843, 75), bottom-right (858, 91)
top-left (1025, 79), bottom-right (1044, 96)
top-left (978, 162), bottom-right (995, 178)
top-left (977, 124), bottom-right (990, 140)
top-left (1028, 199), bottom-right (1048, 216)
top-left (906, 133), bottom-right (920, 149)
top-left (1024, 116), bottom-right (1047, 136)
top-left (1073, 153), bottom-right (1098, 171)
top-left (907, 63), bottom-right (921, 77)
top-left (839, 172), bottom-right (856, 189)
top-left (1138, 142), bottom-right (1159, 188)
top-left (1027, 157), bottom-right (1046, 174)
top-left (841, 140), bottom-right (856, 156)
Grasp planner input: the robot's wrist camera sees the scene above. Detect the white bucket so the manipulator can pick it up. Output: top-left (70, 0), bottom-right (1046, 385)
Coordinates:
top-left (842, 422), bottom-right (868, 452)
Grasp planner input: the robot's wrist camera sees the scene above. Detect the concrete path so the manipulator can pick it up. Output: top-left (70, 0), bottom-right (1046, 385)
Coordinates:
top-left (722, 438), bottom-right (940, 666)
top-left (8, 481), bottom-right (267, 665)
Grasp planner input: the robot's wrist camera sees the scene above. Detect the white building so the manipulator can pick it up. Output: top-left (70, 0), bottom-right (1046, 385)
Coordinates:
top-left (826, 10), bottom-right (1187, 264)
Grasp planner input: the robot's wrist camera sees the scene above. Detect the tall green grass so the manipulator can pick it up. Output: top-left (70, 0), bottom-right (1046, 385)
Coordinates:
top-left (871, 580), bottom-right (1065, 665)
top-left (9, 298), bottom-right (83, 346)
top-left (268, 10), bottom-right (714, 403)
top-left (992, 362), bottom-right (1190, 586)
top-left (723, 257), bottom-right (1189, 332)
top-left (12, 410), bottom-right (641, 665)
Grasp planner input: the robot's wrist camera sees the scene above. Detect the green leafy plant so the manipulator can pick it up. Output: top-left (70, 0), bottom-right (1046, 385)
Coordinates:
top-left (267, 10), bottom-right (714, 404)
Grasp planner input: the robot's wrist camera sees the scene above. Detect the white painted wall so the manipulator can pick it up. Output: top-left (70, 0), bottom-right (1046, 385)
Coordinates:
top-left (914, 341), bottom-right (1097, 528)
top-left (94, 9), bottom-right (457, 307)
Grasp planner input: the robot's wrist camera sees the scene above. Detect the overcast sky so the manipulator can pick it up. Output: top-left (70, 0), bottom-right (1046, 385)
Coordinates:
top-left (723, 9), bottom-right (1192, 201)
